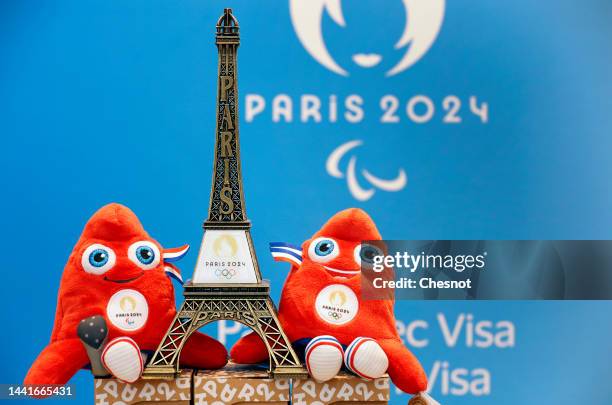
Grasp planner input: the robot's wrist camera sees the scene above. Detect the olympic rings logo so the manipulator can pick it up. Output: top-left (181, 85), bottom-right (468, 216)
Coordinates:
top-left (215, 268), bottom-right (237, 279)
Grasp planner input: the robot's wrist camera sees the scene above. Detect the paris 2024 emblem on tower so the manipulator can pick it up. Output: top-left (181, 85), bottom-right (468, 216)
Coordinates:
top-left (142, 8), bottom-right (306, 379)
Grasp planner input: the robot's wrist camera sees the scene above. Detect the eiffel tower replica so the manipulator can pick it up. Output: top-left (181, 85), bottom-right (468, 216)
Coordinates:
top-left (143, 8), bottom-right (305, 380)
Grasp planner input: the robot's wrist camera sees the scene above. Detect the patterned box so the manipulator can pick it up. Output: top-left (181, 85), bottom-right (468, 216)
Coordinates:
top-left (193, 365), bottom-right (290, 405)
top-left (95, 367), bottom-right (390, 405)
top-left (94, 370), bottom-right (192, 405)
top-left (292, 373), bottom-right (390, 405)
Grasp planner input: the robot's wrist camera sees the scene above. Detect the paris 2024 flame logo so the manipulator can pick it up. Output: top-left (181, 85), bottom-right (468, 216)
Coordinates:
top-left (289, 0), bottom-right (445, 76)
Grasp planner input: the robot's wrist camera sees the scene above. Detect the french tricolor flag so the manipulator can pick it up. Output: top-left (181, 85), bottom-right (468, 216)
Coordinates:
top-left (163, 263), bottom-right (183, 285)
top-left (162, 245), bottom-right (190, 263)
top-left (162, 245), bottom-right (190, 284)
top-left (269, 242), bottom-right (302, 267)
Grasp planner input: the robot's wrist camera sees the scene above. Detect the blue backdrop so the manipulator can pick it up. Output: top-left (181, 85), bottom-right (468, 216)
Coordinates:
top-left (1, 1), bottom-right (611, 404)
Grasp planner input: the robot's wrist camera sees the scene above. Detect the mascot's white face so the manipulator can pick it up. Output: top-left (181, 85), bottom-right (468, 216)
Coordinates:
top-left (289, 0), bottom-right (445, 77)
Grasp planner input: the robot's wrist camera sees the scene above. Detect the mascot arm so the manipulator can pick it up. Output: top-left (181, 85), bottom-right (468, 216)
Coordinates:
top-left (180, 331), bottom-right (228, 369)
top-left (377, 338), bottom-right (428, 395)
top-left (230, 332), bottom-right (269, 364)
top-left (24, 338), bottom-right (89, 389)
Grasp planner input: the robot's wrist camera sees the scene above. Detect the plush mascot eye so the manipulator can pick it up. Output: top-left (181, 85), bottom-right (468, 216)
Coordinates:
top-left (82, 244), bottom-right (116, 275)
top-left (136, 246), bottom-right (155, 264)
top-left (128, 241), bottom-right (161, 270)
top-left (308, 237), bottom-right (340, 263)
top-left (354, 244), bottom-right (383, 268)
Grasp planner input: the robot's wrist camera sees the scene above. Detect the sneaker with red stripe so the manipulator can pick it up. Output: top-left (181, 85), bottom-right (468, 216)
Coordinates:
top-left (101, 337), bottom-right (143, 383)
top-left (344, 337), bottom-right (388, 380)
top-left (305, 335), bottom-right (344, 382)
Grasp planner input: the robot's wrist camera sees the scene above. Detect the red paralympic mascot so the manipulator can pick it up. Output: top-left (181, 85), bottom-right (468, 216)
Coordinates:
top-left (24, 203), bottom-right (227, 386)
top-left (231, 208), bottom-right (431, 399)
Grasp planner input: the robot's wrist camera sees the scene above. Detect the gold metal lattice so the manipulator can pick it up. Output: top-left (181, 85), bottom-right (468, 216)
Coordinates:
top-left (143, 286), bottom-right (305, 379)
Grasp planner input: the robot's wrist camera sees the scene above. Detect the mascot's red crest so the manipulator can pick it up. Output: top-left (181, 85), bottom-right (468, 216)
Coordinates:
top-left (301, 208), bottom-right (382, 277)
top-left (67, 203), bottom-right (186, 287)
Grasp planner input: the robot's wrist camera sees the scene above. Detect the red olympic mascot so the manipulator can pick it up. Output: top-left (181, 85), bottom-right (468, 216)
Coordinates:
top-left (25, 203), bottom-right (227, 387)
top-left (231, 208), bottom-right (431, 398)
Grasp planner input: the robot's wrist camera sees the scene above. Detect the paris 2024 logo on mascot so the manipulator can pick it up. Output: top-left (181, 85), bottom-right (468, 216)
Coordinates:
top-left (231, 208), bottom-right (434, 401)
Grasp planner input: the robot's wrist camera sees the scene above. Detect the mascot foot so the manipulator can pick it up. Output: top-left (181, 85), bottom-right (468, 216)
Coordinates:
top-left (305, 336), bottom-right (344, 382)
top-left (409, 392), bottom-right (440, 405)
top-left (101, 337), bottom-right (143, 383)
top-left (344, 337), bottom-right (389, 380)
top-left (77, 315), bottom-right (108, 376)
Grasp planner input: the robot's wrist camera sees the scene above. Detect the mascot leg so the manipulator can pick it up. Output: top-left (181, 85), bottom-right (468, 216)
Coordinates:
top-left (377, 338), bottom-right (428, 395)
top-left (77, 315), bottom-right (109, 376)
top-left (305, 335), bottom-right (343, 382)
top-left (101, 337), bottom-right (143, 383)
top-left (344, 337), bottom-right (388, 380)
top-left (180, 331), bottom-right (228, 369)
top-left (230, 331), bottom-right (268, 364)
top-left (24, 338), bottom-right (89, 388)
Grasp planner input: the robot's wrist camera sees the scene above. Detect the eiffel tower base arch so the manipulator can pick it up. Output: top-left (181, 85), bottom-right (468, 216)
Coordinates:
top-left (142, 283), bottom-right (306, 379)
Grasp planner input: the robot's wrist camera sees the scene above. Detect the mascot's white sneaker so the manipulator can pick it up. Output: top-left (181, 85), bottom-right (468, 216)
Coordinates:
top-left (305, 335), bottom-right (344, 382)
top-left (344, 337), bottom-right (389, 380)
top-left (101, 337), bottom-right (143, 383)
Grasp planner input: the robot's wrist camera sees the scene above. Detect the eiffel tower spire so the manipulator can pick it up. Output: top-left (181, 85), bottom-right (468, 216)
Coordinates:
top-left (190, 8), bottom-right (262, 284)
top-left (205, 8), bottom-right (248, 228)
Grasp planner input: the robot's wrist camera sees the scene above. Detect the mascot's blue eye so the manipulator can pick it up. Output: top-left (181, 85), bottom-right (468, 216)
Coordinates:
top-left (89, 249), bottom-right (109, 268)
top-left (354, 243), bottom-right (383, 268)
top-left (314, 239), bottom-right (336, 256)
top-left (128, 241), bottom-right (160, 269)
top-left (360, 245), bottom-right (379, 264)
top-left (82, 244), bottom-right (115, 274)
top-left (308, 237), bottom-right (340, 263)
top-left (135, 246), bottom-right (155, 265)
